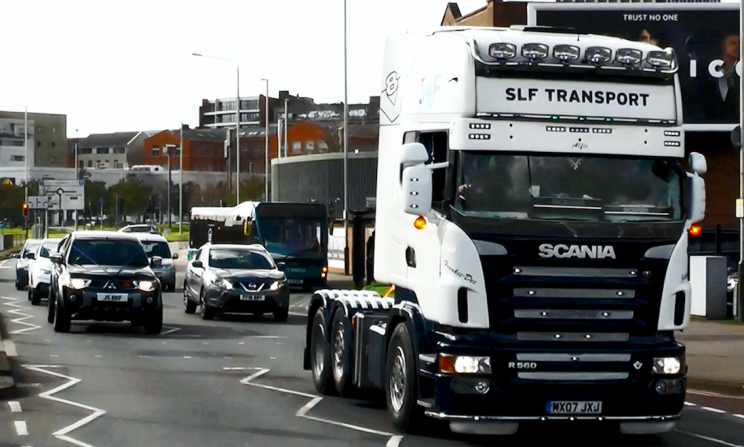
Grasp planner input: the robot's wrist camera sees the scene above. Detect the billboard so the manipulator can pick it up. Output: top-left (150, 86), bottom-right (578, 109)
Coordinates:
top-left (528, 3), bottom-right (740, 131)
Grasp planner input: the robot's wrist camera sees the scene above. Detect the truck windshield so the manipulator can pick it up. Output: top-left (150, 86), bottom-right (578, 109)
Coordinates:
top-left (259, 218), bottom-right (324, 259)
top-left (454, 152), bottom-right (683, 222)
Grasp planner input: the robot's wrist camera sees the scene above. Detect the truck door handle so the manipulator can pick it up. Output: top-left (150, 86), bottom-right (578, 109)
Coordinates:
top-left (406, 246), bottom-right (416, 268)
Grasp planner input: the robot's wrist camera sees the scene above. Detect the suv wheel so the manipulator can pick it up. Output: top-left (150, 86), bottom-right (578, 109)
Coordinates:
top-left (200, 289), bottom-right (214, 320)
top-left (53, 297), bottom-right (71, 333)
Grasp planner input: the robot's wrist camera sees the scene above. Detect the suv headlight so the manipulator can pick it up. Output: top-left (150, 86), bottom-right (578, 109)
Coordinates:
top-left (67, 278), bottom-right (91, 290)
top-left (439, 354), bottom-right (492, 374)
top-left (270, 281), bottom-right (285, 291)
top-left (652, 357), bottom-right (684, 375)
top-left (40, 268), bottom-right (51, 275)
top-left (135, 280), bottom-right (156, 292)
top-left (214, 278), bottom-right (233, 290)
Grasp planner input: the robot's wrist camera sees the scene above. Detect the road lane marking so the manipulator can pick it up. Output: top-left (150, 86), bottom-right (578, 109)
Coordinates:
top-left (1, 296), bottom-right (41, 334)
top-left (685, 402), bottom-right (697, 406)
top-left (240, 368), bottom-right (399, 441)
top-left (239, 342), bottom-right (245, 345)
top-left (386, 436), bottom-right (403, 447)
top-left (289, 311), bottom-right (306, 317)
top-left (689, 389), bottom-right (744, 400)
top-left (25, 365), bottom-right (105, 447)
top-left (702, 407), bottom-right (727, 414)
top-left (94, 355), bottom-right (102, 358)
top-left (14, 421), bottom-right (28, 436)
top-left (270, 357), bottom-right (277, 360)
top-left (183, 356), bottom-right (192, 359)
top-left (50, 355), bottom-right (59, 358)
top-left (677, 430), bottom-right (744, 447)
top-left (8, 401), bottom-right (22, 412)
top-left (160, 326), bottom-right (181, 336)
top-left (4, 340), bottom-right (18, 357)
top-left (247, 336), bottom-right (288, 339)
top-left (734, 414), bottom-right (744, 419)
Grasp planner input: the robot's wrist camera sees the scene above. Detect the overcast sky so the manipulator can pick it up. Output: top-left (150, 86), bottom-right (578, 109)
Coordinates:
top-left (0, 0), bottom-right (487, 137)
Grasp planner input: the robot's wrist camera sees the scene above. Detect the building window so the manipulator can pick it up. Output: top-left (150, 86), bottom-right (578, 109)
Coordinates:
top-left (52, 142), bottom-right (56, 148)
top-left (292, 141), bottom-right (301, 153)
top-left (306, 141), bottom-right (315, 151)
top-left (114, 162), bottom-right (124, 169)
top-left (37, 141), bottom-right (41, 148)
top-left (152, 146), bottom-right (160, 156)
top-left (78, 161), bottom-right (84, 169)
top-left (252, 146), bottom-right (261, 156)
top-left (87, 160), bottom-right (93, 168)
top-left (10, 155), bottom-right (24, 162)
top-left (12, 140), bottom-right (23, 147)
top-left (319, 141), bottom-right (328, 153)
top-left (50, 156), bottom-right (56, 163)
top-left (113, 147), bottom-right (125, 154)
top-left (96, 147), bottom-right (109, 154)
top-left (52, 127), bottom-right (56, 134)
top-left (79, 148), bottom-right (92, 155)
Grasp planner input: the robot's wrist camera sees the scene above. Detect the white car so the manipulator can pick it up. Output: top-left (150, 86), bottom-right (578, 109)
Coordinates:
top-left (27, 238), bottom-right (63, 306)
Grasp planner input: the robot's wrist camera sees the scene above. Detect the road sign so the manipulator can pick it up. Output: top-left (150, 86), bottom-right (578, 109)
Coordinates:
top-left (42, 179), bottom-right (84, 210)
top-left (28, 196), bottom-right (49, 210)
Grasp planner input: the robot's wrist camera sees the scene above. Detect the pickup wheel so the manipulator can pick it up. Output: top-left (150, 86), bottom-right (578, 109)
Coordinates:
top-left (183, 286), bottom-right (196, 314)
top-left (273, 309), bottom-right (288, 322)
top-left (331, 307), bottom-right (354, 397)
top-left (53, 297), bottom-right (71, 333)
top-left (386, 323), bottom-right (424, 433)
top-left (310, 308), bottom-right (335, 395)
top-left (144, 307), bottom-right (163, 334)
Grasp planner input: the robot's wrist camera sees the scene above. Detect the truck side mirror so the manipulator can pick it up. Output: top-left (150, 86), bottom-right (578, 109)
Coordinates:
top-left (402, 164), bottom-right (433, 216)
top-left (687, 174), bottom-right (706, 224)
top-left (689, 152), bottom-right (707, 176)
top-left (399, 142), bottom-right (429, 165)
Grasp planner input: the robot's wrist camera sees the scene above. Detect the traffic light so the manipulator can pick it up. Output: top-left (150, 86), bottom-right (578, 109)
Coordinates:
top-left (22, 202), bottom-right (28, 217)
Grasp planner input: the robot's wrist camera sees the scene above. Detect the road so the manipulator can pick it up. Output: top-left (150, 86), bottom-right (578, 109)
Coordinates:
top-left (0, 262), bottom-right (743, 447)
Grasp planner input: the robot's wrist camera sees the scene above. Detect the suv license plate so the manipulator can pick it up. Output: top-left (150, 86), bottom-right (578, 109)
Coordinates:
top-left (241, 295), bottom-right (265, 301)
top-left (96, 293), bottom-right (129, 302)
top-left (548, 401), bottom-right (602, 415)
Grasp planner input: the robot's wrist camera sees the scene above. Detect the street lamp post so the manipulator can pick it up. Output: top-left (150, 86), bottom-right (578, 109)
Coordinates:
top-left (179, 123), bottom-right (184, 235)
top-left (192, 53), bottom-right (241, 204)
top-left (262, 78), bottom-right (269, 202)
top-left (74, 128), bottom-right (79, 231)
top-left (343, 0), bottom-right (350, 275)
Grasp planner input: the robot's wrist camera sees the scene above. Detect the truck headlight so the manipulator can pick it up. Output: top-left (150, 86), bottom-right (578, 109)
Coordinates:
top-left (136, 280), bottom-right (156, 292)
top-left (439, 354), bottom-right (492, 374)
top-left (652, 357), bottom-right (683, 375)
top-left (67, 278), bottom-right (91, 290)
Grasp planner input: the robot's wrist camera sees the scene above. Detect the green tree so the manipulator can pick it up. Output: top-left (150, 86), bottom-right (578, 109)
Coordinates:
top-left (239, 176), bottom-right (265, 202)
top-left (84, 180), bottom-right (108, 217)
top-left (108, 176), bottom-right (152, 219)
top-left (0, 183), bottom-right (25, 226)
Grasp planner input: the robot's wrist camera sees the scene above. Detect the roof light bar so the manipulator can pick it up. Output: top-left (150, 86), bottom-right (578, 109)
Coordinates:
top-left (664, 141), bottom-right (681, 147)
top-left (546, 126), bottom-right (566, 132)
top-left (522, 43), bottom-right (549, 62)
top-left (616, 48), bottom-right (643, 66)
top-left (647, 51), bottom-right (674, 69)
top-left (489, 43), bottom-right (517, 61)
top-left (664, 130), bottom-right (681, 137)
top-left (553, 44), bottom-right (580, 63)
top-left (469, 123), bottom-right (491, 130)
top-left (585, 47), bottom-right (612, 65)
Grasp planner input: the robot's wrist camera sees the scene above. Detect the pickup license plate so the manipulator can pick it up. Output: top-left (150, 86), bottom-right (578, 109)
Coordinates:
top-left (548, 401), bottom-right (602, 415)
top-left (241, 295), bottom-right (265, 301)
top-left (288, 279), bottom-right (303, 285)
top-left (96, 293), bottom-right (129, 303)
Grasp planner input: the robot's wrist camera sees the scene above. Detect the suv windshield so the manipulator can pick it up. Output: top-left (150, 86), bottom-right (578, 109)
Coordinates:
top-left (126, 226), bottom-right (154, 233)
top-left (454, 152), bottom-right (684, 222)
top-left (69, 239), bottom-right (150, 267)
top-left (209, 249), bottom-right (274, 270)
top-left (141, 241), bottom-right (171, 258)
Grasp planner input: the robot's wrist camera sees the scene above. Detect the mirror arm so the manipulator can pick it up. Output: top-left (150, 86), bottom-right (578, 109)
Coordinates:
top-left (427, 161), bottom-right (449, 171)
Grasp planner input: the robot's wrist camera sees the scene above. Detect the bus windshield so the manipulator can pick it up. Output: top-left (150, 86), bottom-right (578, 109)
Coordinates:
top-left (259, 218), bottom-right (324, 259)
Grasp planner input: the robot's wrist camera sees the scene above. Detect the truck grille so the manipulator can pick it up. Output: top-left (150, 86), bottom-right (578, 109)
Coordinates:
top-left (480, 249), bottom-right (669, 395)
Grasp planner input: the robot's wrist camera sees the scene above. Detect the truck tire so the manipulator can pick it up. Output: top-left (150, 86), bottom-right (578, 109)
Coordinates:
top-left (53, 297), bottom-right (71, 333)
top-left (331, 307), bottom-right (354, 397)
top-left (310, 308), bottom-right (335, 395)
top-left (386, 323), bottom-right (424, 433)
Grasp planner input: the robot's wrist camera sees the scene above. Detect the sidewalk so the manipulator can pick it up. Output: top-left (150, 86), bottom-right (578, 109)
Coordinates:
top-left (678, 318), bottom-right (744, 395)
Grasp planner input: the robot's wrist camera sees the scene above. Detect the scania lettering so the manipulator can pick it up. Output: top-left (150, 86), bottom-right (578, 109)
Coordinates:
top-left (538, 244), bottom-right (617, 259)
top-left (303, 26), bottom-right (706, 436)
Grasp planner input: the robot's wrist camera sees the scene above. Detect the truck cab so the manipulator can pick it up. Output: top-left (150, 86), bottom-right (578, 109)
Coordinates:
top-left (304, 25), bottom-right (706, 436)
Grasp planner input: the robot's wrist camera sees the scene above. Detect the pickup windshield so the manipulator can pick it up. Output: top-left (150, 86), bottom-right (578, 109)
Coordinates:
top-left (69, 240), bottom-right (149, 267)
top-left (454, 152), bottom-right (683, 222)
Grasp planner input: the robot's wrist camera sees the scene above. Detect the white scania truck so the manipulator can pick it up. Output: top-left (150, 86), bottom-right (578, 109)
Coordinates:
top-left (303, 25), bottom-right (707, 436)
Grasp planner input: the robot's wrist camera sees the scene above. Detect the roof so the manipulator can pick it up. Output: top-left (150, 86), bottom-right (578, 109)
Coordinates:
top-left (348, 123), bottom-right (379, 140)
top-left (80, 132), bottom-right (139, 148)
top-left (72, 231), bottom-right (139, 241)
top-left (179, 128), bottom-right (227, 142)
top-left (131, 233), bottom-right (168, 243)
top-left (202, 243), bottom-right (269, 252)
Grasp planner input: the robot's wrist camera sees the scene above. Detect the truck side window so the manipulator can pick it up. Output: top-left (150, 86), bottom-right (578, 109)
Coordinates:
top-left (419, 131), bottom-right (448, 211)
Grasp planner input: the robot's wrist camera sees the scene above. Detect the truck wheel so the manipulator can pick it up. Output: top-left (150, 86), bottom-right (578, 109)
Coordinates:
top-left (331, 307), bottom-right (354, 397)
top-left (310, 308), bottom-right (335, 395)
top-left (53, 298), bottom-right (71, 333)
top-left (144, 307), bottom-right (163, 334)
top-left (386, 323), bottom-right (424, 433)
top-left (183, 287), bottom-right (196, 314)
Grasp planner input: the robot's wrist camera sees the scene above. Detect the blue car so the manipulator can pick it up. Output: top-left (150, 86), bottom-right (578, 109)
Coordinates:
top-left (15, 239), bottom-right (41, 291)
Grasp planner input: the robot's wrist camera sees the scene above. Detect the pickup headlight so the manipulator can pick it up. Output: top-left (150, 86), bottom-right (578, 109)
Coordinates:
top-left (652, 357), bottom-right (683, 375)
top-left (67, 278), bottom-right (91, 290)
top-left (135, 280), bottom-right (156, 292)
top-left (439, 354), bottom-right (492, 374)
